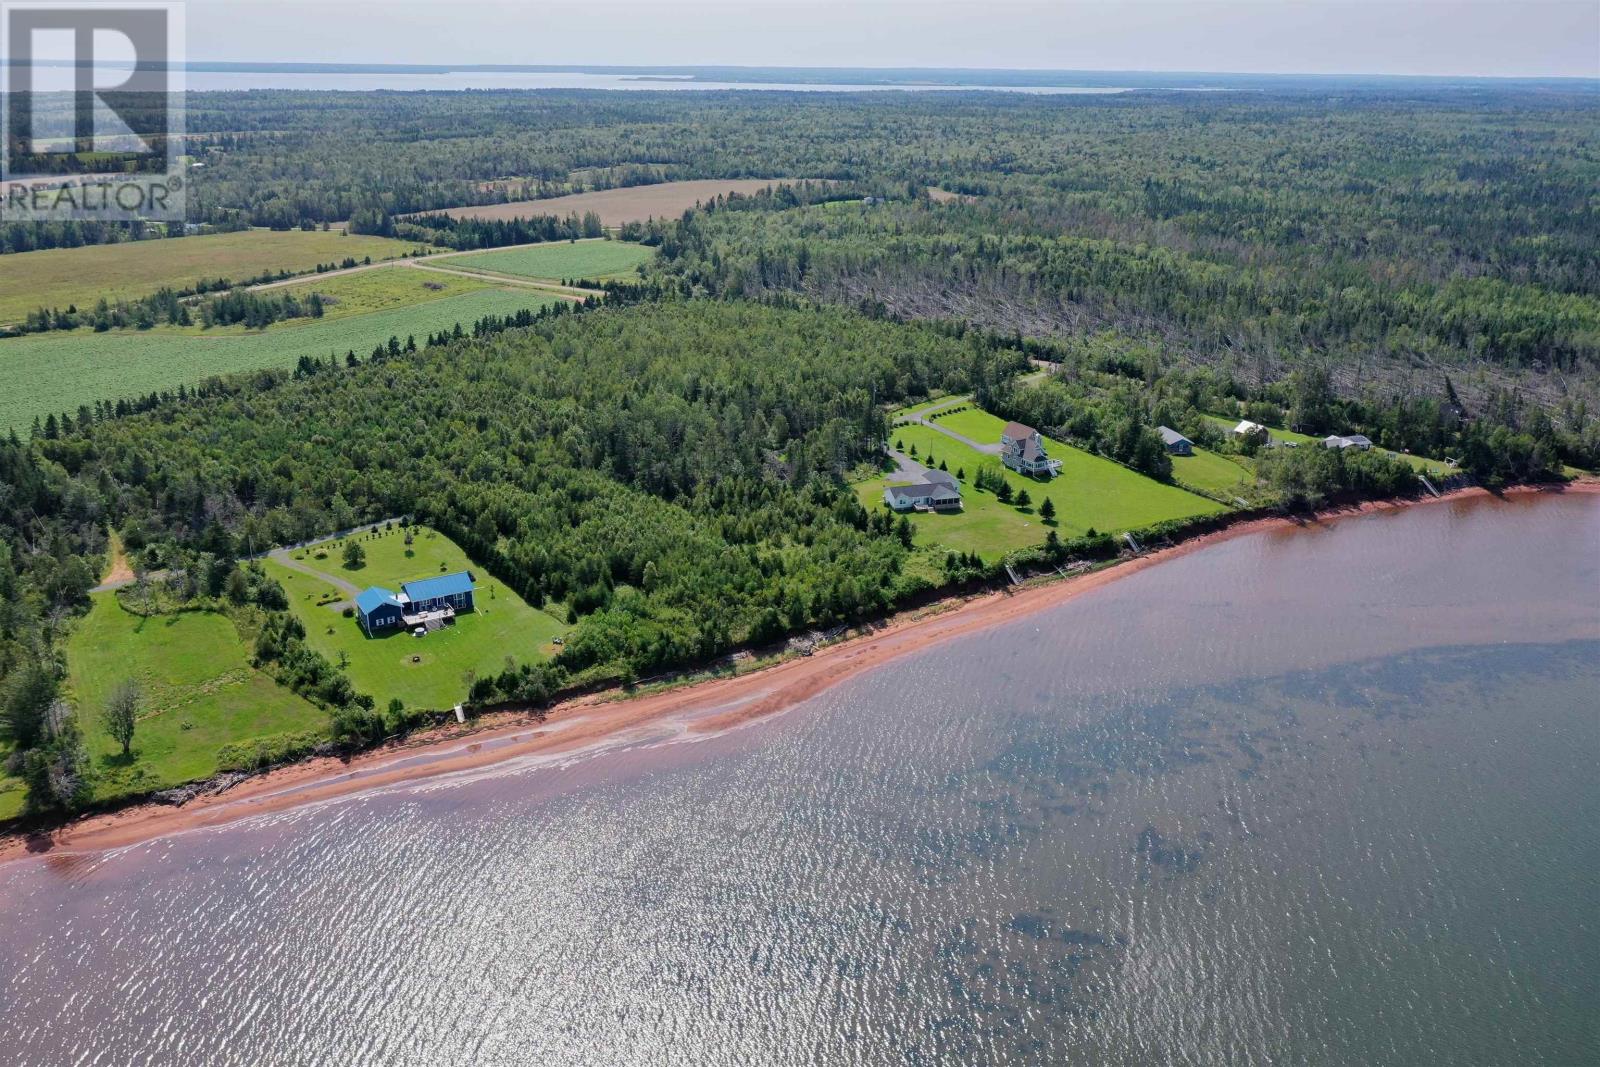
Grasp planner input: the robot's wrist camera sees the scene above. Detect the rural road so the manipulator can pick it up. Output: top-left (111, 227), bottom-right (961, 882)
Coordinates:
top-left (268, 548), bottom-right (362, 597)
top-left (913, 414), bottom-right (1001, 456)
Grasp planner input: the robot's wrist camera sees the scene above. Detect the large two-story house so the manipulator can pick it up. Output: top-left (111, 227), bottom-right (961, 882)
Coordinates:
top-left (1000, 422), bottom-right (1064, 478)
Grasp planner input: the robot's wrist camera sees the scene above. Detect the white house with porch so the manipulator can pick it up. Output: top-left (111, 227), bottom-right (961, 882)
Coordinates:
top-left (1000, 422), bottom-right (1064, 478)
top-left (884, 469), bottom-right (963, 511)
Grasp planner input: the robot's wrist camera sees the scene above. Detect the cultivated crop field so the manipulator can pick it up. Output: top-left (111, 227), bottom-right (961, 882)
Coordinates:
top-left (421, 179), bottom-right (789, 227)
top-left (448, 239), bottom-right (655, 282)
top-left (0, 229), bottom-right (423, 324)
top-left (2, 288), bottom-right (558, 431)
top-left (265, 525), bottom-right (567, 712)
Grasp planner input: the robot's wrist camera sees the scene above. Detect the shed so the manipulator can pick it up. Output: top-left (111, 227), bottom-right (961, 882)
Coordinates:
top-left (1158, 426), bottom-right (1194, 456)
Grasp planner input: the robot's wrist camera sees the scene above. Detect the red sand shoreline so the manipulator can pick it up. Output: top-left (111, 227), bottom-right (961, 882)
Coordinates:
top-left (3, 482), bottom-right (1593, 866)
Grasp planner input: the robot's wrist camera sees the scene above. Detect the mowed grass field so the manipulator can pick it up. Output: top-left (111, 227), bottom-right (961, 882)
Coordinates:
top-left (924, 402), bottom-right (1252, 497)
top-left (1, 287), bottom-right (559, 431)
top-left (265, 526), bottom-right (567, 712)
top-left (0, 229), bottom-right (422, 324)
top-left (447, 239), bottom-right (655, 282)
top-left (867, 407), bottom-right (1227, 559)
top-left (419, 179), bottom-right (789, 227)
top-left (1168, 448), bottom-right (1256, 496)
top-left (0, 592), bottom-right (327, 821)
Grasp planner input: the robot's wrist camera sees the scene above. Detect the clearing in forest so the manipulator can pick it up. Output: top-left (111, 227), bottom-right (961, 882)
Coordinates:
top-left (419, 179), bottom-right (792, 228)
top-left (0, 592), bottom-right (326, 821)
top-left (263, 525), bottom-right (567, 713)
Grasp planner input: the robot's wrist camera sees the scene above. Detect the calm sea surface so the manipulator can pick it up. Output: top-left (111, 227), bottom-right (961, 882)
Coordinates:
top-left (1, 493), bottom-right (1596, 1066)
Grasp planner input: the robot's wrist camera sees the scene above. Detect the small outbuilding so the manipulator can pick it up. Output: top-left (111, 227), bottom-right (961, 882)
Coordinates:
top-left (1158, 426), bottom-right (1194, 456)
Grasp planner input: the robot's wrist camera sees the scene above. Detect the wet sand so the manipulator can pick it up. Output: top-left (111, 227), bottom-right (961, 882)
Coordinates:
top-left (4, 482), bottom-right (1592, 865)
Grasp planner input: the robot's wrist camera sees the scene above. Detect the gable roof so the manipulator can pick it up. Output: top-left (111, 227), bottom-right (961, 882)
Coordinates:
top-left (355, 586), bottom-right (403, 616)
top-left (1158, 426), bottom-right (1192, 446)
top-left (1002, 421), bottom-right (1036, 441)
top-left (889, 481), bottom-right (961, 501)
top-left (922, 469), bottom-right (959, 489)
top-left (401, 571), bottom-right (475, 603)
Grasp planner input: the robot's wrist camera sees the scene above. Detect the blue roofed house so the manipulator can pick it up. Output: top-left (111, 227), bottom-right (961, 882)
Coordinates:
top-left (355, 571), bottom-right (476, 636)
top-left (355, 587), bottom-right (406, 636)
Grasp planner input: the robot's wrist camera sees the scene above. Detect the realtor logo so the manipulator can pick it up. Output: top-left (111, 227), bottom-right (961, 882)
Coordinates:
top-left (1, 1), bottom-right (186, 222)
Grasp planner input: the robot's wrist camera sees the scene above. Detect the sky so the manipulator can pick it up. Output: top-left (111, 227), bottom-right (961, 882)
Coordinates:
top-left (181, 0), bottom-right (1598, 79)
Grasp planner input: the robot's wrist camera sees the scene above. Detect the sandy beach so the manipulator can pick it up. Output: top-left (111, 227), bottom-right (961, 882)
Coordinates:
top-left (3, 482), bottom-right (1591, 865)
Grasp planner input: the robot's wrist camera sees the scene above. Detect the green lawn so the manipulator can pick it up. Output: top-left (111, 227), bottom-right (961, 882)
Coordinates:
top-left (447, 239), bottom-right (655, 282)
top-left (876, 412), bottom-right (1227, 560)
top-left (0, 592), bottom-right (327, 821)
top-left (0, 228), bottom-right (423, 324)
top-left (2, 288), bottom-right (559, 431)
top-left (1169, 448), bottom-right (1256, 496)
top-left (264, 525), bottom-right (567, 712)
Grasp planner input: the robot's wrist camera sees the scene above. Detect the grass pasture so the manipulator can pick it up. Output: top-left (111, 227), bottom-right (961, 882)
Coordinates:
top-left (281, 264), bottom-right (497, 319)
top-left (0, 229), bottom-right (422, 324)
top-left (447, 240), bottom-right (655, 282)
top-left (265, 526), bottom-right (567, 712)
top-left (0, 592), bottom-right (327, 821)
top-left (2, 287), bottom-right (559, 431)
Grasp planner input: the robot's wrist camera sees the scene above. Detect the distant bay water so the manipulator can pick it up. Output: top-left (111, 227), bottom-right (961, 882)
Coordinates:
top-left (1, 491), bottom-right (1596, 1065)
top-left (185, 71), bottom-right (1135, 93)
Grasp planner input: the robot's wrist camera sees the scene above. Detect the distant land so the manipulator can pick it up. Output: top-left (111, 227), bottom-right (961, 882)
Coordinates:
top-left (7, 61), bottom-right (1597, 91)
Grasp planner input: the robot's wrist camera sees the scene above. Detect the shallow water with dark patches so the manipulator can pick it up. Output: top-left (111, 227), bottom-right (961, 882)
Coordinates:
top-left (1, 493), bottom-right (1596, 1065)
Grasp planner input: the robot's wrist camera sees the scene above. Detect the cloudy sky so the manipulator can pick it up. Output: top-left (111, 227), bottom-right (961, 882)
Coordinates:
top-left (183, 0), bottom-right (1597, 78)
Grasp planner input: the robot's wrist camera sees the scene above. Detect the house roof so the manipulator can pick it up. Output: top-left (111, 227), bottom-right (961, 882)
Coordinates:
top-left (1234, 420), bottom-right (1265, 434)
top-left (355, 586), bottom-right (403, 616)
top-left (1002, 421), bottom-right (1036, 440)
top-left (1158, 426), bottom-right (1192, 446)
top-left (888, 474), bottom-right (962, 500)
top-left (401, 571), bottom-right (475, 602)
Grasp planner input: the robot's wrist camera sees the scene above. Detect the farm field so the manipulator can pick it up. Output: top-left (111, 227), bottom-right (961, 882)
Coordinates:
top-left (447, 239), bottom-right (655, 282)
top-left (0, 592), bottom-right (326, 821)
top-left (0, 229), bottom-right (423, 324)
top-left (264, 525), bottom-right (567, 712)
top-left (418, 179), bottom-right (790, 227)
top-left (1, 287), bottom-right (558, 431)
top-left (871, 412), bottom-right (1227, 559)
top-left (278, 264), bottom-right (498, 318)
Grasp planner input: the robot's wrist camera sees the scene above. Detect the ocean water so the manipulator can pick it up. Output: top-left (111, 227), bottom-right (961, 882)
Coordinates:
top-left (0, 493), bottom-right (1595, 1066)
